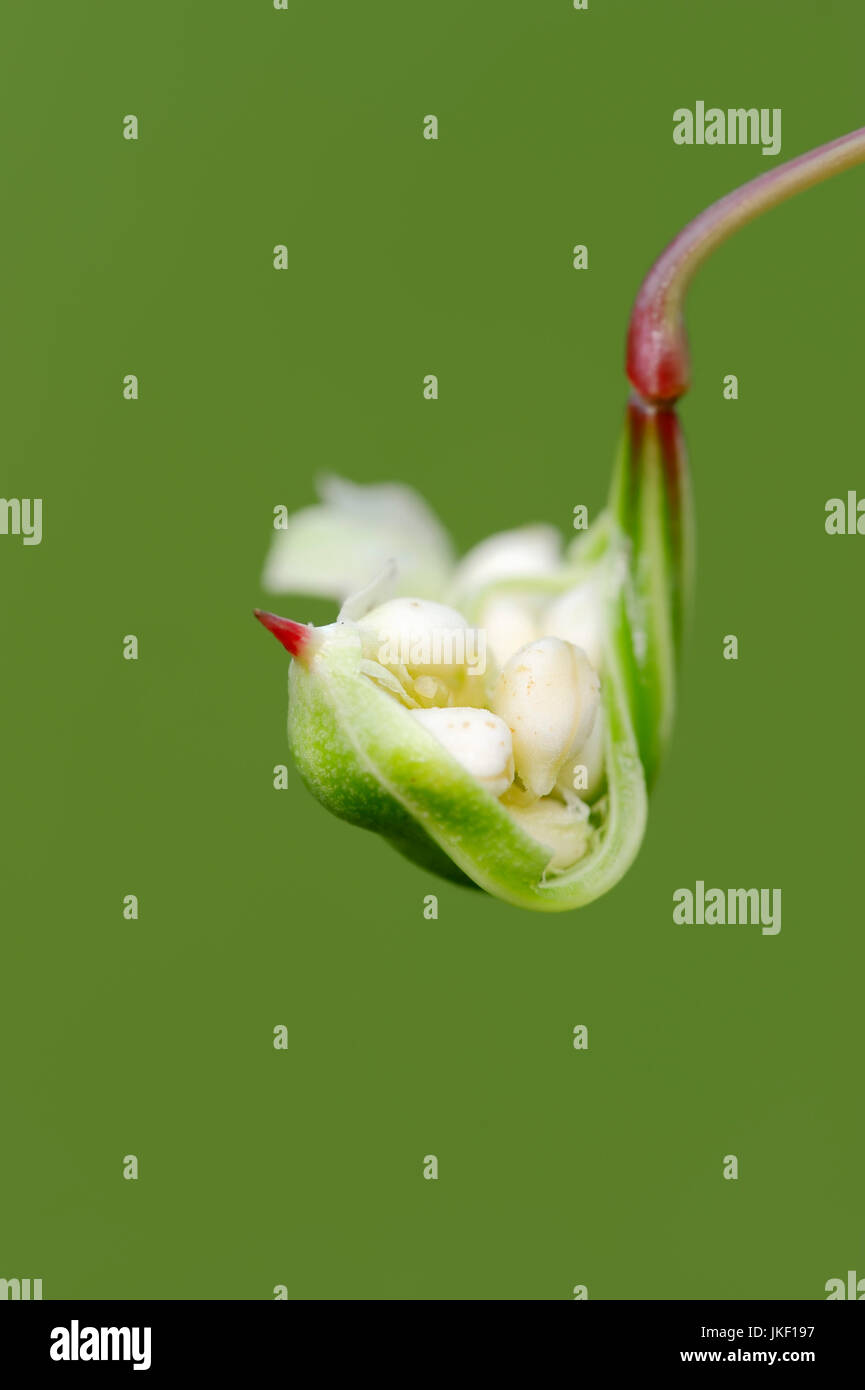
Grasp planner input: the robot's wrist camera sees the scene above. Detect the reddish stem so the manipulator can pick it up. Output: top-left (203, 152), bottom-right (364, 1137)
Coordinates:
top-left (627, 126), bottom-right (865, 403)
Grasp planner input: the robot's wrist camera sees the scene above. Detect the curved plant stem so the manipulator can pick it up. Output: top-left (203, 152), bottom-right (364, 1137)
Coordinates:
top-left (627, 126), bottom-right (865, 403)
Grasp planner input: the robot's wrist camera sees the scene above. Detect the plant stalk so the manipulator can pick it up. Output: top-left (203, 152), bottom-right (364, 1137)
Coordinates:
top-left (627, 126), bottom-right (865, 403)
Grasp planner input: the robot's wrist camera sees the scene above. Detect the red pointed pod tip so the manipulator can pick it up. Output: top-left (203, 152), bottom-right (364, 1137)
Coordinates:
top-left (254, 609), bottom-right (311, 660)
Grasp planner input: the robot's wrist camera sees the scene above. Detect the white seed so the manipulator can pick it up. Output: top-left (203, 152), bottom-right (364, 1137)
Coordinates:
top-left (502, 796), bottom-right (592, 870)
top-left (544, 580), bottom-right (606, 672)
top-left (479, 595), bottom-right (539, 669)
top-left (555, 705), bottom-right (605, 801)
top-left (410, 707), bottom-right (514, 797)
top-left (492, 637), bottom-right (601, 798)
top-left (361, 597), bottom-right (471, 683)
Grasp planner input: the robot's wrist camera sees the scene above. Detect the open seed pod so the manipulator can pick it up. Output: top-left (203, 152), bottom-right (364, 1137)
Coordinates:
top-left (255, 397), bottom-right (688, 911)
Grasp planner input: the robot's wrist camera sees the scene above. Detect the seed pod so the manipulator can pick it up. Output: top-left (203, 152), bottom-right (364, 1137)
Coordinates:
top-left (260, 605), bottom-right (647, 906)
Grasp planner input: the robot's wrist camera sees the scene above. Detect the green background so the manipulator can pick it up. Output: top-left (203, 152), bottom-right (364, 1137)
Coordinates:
top-left (1, 0), bottom-right (862, 1300)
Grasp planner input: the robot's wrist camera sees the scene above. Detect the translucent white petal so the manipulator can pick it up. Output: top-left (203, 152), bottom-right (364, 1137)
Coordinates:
top-left (262, 476), bottom-right (454, 599)
top-left (451, 525), bottom-right (562, 597)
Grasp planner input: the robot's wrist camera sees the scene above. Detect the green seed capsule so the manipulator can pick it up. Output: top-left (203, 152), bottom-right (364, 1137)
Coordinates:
top-left (255, 402), bottom-right (683, 912)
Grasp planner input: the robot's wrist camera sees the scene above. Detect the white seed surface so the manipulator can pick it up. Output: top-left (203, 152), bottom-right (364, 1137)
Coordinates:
top-left (503, 795), bottom-right (592, 871)
top-left (544, 580), bottom-right (605, 672)
top-left (479, 595), bottom-right (539, 669)
top-left (410, 706), bottom-right (515, 797)
top-left (362, 597), bottom-right (470, 682)
top-left (492, 636), bottom-right (601, 798)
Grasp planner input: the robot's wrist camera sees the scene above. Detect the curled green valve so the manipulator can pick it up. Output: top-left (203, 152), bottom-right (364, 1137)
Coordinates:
top-left (256, 128), bottom-right (865, 912)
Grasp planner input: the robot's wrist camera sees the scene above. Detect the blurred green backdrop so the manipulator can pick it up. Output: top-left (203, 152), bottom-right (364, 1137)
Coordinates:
top-left (1, 0), bottom-right (863, 1300)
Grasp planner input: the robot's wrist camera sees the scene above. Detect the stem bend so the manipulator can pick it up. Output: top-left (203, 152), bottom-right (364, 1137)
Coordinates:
top-left (627, 126), bottom-right (865, 403)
